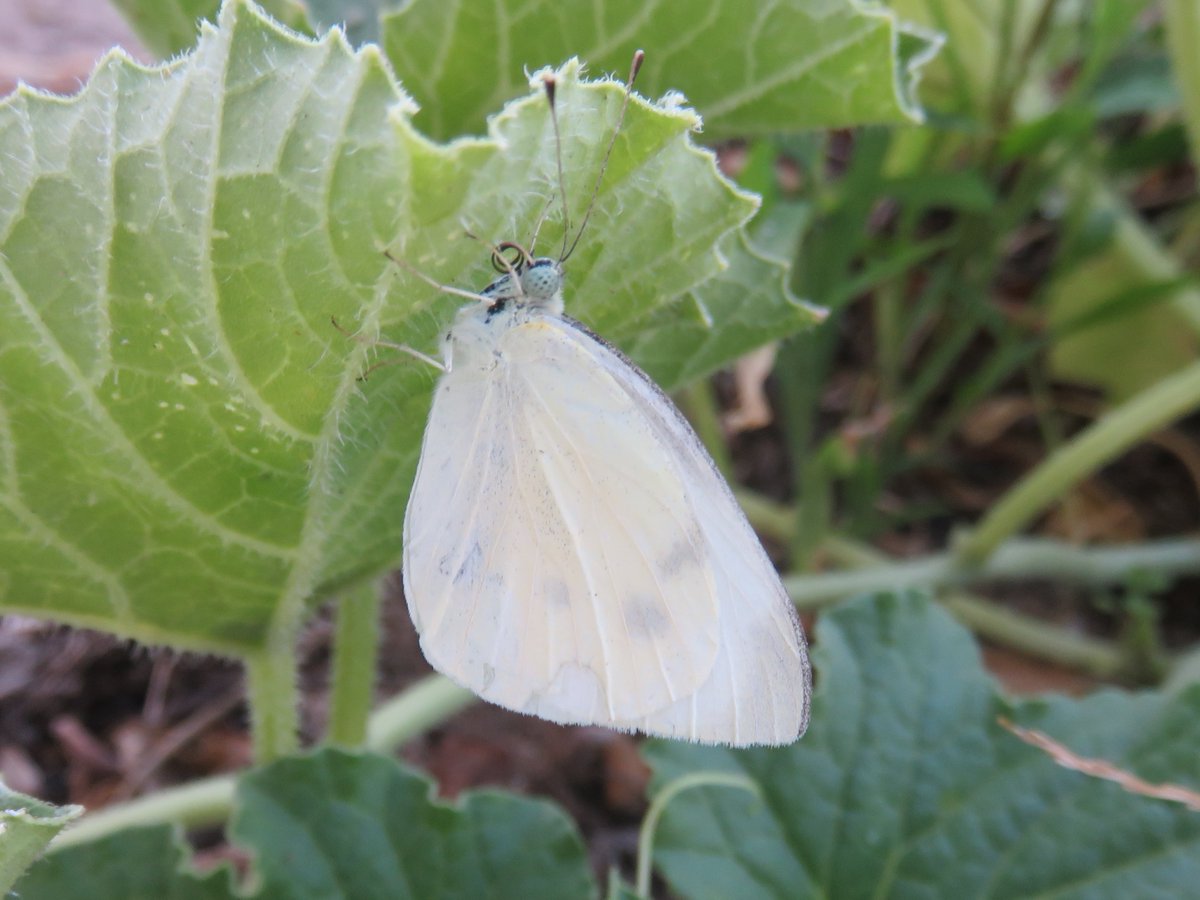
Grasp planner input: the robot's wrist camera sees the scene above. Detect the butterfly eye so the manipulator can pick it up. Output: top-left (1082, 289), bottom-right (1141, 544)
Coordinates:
top-left (491, 241), bottom-right (533, 274)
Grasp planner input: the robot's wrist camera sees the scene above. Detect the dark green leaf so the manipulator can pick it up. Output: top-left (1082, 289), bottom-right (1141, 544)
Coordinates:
top-left (12, 826), bottom-right (231, 900)
top-left (232, 749), bottom-right (595, 900)
top-left (642, 593), bottom-right (1200, 898)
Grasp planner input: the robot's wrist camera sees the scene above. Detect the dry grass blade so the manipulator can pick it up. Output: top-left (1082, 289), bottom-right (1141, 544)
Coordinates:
top-left (998, 716), bottom-right (1200, 812)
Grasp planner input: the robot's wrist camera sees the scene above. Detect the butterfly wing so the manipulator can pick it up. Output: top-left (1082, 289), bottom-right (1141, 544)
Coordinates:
top-left (564, 318), bottom-right (811, 745)
top-left (403, 313), bottom-right (809, 745)
top-left (403, 316), bottom-right (722, 725)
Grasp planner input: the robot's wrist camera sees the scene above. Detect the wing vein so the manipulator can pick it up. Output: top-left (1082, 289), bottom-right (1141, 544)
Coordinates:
top-left (523, 377), bottom-right (691, 707)
top-left (518, 389), bottom-right (618, 717)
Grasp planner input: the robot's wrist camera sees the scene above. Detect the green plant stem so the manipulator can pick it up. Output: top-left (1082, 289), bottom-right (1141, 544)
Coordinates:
top-left (245, 642), bottom-right (300, 763)
top-left (48, 674), bottom-right (474, 852)
top-left (741, 488), bottom-right (1195, 675)
top-left (327, 583), bottom-right (383, 747)
top-left (784, 536), bottom-right (1200, 677)
top-left (957, 358), bottom-right (1200, 563)
top-left (939, 592), bottom-right (1123, 678)
top-left (635, 772), bottom-right (760, 899)
top-left (818, 533), bottom-right (887, 568)
top-left (874, 279), bottom-right (903, 400)
top-left (49, 774), bottom-right (236, 851)
top-left (1164, 0), bottom-right (1200, 168)
top-left (785, 537), bottom-right (1200, 606)
top-left (365, 674), bottom-right (475, 752)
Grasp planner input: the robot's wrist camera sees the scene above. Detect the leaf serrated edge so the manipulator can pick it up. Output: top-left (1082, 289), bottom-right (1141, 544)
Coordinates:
top-left (857, 0), bottom-right (945, 125)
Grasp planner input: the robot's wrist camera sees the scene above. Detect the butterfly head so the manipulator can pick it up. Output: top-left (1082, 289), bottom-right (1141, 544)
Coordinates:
top-left (519, 257), bottom-right (564, 303)
top-left (480, 243), bottom-right (564, 314)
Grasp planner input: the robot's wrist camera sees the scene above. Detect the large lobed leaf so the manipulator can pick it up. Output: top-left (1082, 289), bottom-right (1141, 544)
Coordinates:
top-left (0, 0), bottom-right (805, 655)
top-left (643, 593), bottom-right (1200, 898)
top-left (111, 0), bottom-right (939, 138)
top-left (232, 750), bottom-right (594, 899)
top-left (15, 750), bottom-right (593, 900)
top-left (382, 0), bottom-right (940, 140)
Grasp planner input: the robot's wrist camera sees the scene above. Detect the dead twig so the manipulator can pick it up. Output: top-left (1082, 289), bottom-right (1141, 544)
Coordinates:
top-left (998, 716), bottom-right (1200, 812)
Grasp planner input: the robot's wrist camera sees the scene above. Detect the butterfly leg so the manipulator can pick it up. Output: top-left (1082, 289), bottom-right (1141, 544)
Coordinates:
top-left (383, 249), bottom-right (495, 305)
top-left (330, 316), bottom-right (447, 377)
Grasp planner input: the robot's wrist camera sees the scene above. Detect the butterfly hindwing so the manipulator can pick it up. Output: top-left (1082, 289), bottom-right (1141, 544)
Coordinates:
top-left (566, 319), bottom-right (811, 744)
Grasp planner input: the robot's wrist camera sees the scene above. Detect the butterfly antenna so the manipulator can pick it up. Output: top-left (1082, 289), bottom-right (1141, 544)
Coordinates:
top-left (542, 74), bottom-right (572, 261)
top-left (560, 49), bottom-right (644, 264)
top-left (526, 193), bottom-right (557, 256)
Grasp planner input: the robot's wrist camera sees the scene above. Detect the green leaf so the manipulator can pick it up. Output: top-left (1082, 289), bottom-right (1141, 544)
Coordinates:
top-left (1048, 253), bottom-right (1200, 401)
top-left (642, 593), bottom-right (1200, 898)
top-left (1165, 0), bottom-right (1200, 167)
top-left (10, 826), bottom-right (229, 900)
top-left (0, 781), bottom-right (82, 896)
top-left (20, 750), bottom-right (592, 899)
top-left (1047, 174), bottom-right (1200, 401)
top-left (231, 748), bottom-right (595, 899)
top-left (110, 0), bottom-right (312, 57)
top-left (1090, 53), bottom-right (1179, 118)
top-left (382, 0), bottom-right (940, 140)
top-left (887, 0), bottom-right (1046, 118)
top-left (0, 1), bottom-right (777, 654)
top-left (623, 209), bottom-right (823, 390)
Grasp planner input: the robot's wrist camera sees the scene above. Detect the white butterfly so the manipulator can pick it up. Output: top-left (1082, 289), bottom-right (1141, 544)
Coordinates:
top-left (398, 56), bottom-right (810, 746)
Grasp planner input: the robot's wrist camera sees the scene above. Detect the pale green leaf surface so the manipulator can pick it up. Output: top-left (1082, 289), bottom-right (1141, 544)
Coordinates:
top-left (0, 0), bottom-right (777, 655)
top-left (642, 593), bottom-right (1200, 899)
top-left (1048, 174), bottom-right (1200, 401)
top-left (231, 749), bottom-right (595, 899)
top-left (1048, 255), bottom-right (1199, 402)
top-left (11, 826), bottom-right (230, 900)
top-left (382, 0), bottom-right (940, 140)
top-left (0, 782), bottom-right (82, 896)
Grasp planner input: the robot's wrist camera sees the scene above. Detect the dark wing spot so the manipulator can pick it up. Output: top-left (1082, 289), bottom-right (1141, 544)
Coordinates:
top-left (484, 297), bottom-right (509, 321)
top-left (545, 580), bottom-right (571, 608)
top-left (625, 593), bottom-right (672, 640)
top-left (453, 541), bottom-right (484, 585)
top-left (659, 536), bottom-right (702, 578)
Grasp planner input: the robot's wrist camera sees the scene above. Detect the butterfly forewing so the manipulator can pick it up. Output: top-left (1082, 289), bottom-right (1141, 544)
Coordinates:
top-left (403, 315), bottom-right (723, 724)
